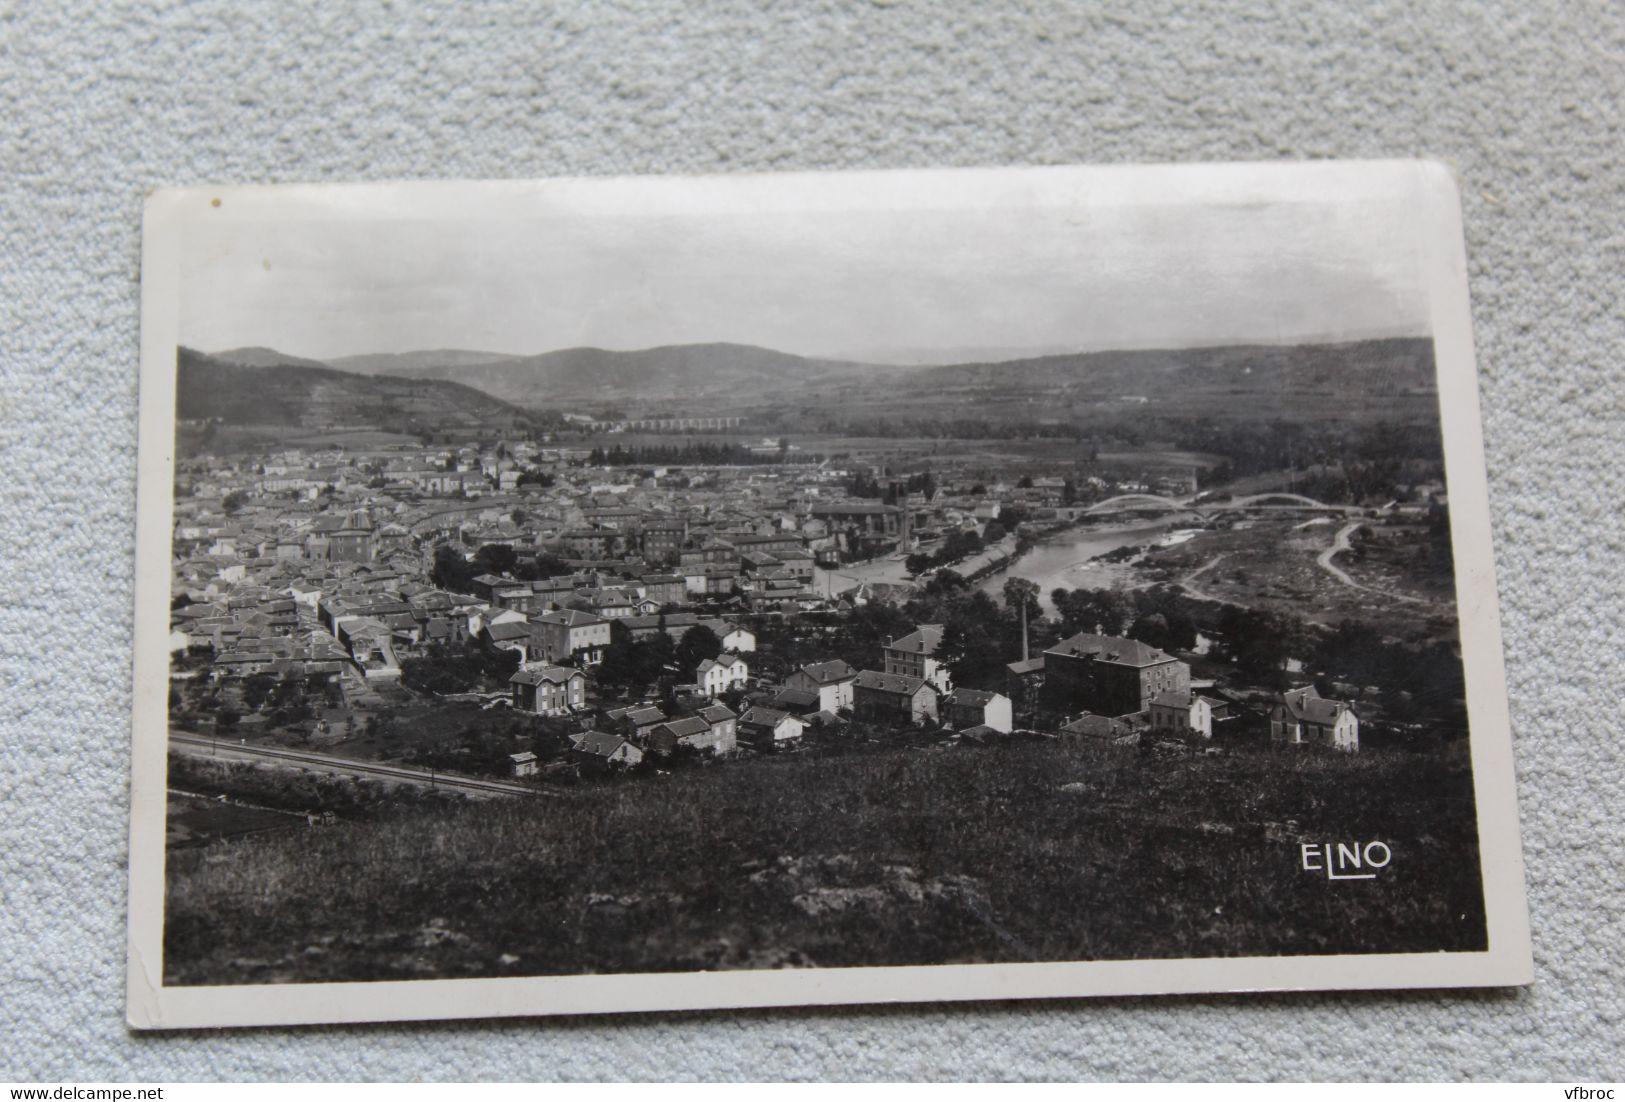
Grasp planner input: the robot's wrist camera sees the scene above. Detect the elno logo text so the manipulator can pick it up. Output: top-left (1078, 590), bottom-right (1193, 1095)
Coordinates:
top-left (1300, 841), bottom-right (1392, 881)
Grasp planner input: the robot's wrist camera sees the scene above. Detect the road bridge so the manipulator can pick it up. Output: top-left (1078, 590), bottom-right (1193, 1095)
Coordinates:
top-left (1082, 490), bottom-right (1364, 519)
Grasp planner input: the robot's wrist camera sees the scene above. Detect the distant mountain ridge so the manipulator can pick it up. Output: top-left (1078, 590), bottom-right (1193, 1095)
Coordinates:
top-left (910, 338), bottom-right (1437, 400)
top-left (328, 349), bottom-right (527, 374)
top-left (177, 347), bottom-right (539, 436)
top-left (195, 336), bottom-right (1436, 416)
top-left (371, 342), bottom-right (876, 405)
top-left (209, 346), bottom-right (334, 370)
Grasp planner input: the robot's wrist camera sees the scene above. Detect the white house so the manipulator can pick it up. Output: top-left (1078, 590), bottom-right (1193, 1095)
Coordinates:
top-left (1147, 692), bottom-right (1214, 739)
top-left (738, 706), bottom-right (805, 751)
top-left (882, 624), bottom-right (953, 694)
top-left (1270, 686), bottom-right (1359, 751)
top-left (945, 688), bottom-right (1014, 734)
top-left (700, 618), bottom-right (756, 653)
top-left (510, 665), bottom-right (586, 716)
top-left (784, 659), bottom-right (859, 712)
top-left (696, 652), bottom-right (750, 697)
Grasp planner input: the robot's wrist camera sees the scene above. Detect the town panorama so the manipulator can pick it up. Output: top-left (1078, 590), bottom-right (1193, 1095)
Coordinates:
top-left (162, 335), bottom-right (1489, 985)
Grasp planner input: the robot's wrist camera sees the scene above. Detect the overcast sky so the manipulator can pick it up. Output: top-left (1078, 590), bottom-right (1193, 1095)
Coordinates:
top-left (179, 193), bottom-right (1431, 363)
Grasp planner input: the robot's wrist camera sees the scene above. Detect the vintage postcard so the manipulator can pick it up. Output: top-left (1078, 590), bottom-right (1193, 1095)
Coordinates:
top-left (127, 161), bottom-right (1532, 1029)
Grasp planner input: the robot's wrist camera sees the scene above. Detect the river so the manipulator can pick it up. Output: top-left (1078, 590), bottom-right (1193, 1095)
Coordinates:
top-left (821, 518), bottom-right (1190, 613)
top-left (978, 520), bottom-right (1189, 612)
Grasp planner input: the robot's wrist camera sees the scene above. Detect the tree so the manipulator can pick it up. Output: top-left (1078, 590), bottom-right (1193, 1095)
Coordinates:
top-left (595, 637), bottom-right (650, 696)
top-left (1016, 475), bottom-right (1034, 489)
top-left (1053, 587), bottom-right (1133, 637)
top-left (904, 552), bottom-right (934, 577)
top-left (933, 619), bottom-right (977, 687)
top-left (1133, 612), bottom-right (1171, 649)
top-left (1215, 605), bottom-right (1300, 688)
top-left (674, 624), bottom-right (723, 678)
top-left (400, 645), bottom-right (487, 694)
top-left (846, 472), bottom-right (883, 498)
top-left (930, 590), bottom-right (1010, 689)
top-left (240, 673), bottom-right (276, 712)
top-left (1002, 577), bottom-right (1041, 622)
top-left (430, 545), bottom-right (476, 593)
top-left (473, 543), bottom-right (518, 577)
top-left (939, 529), bottom-right (982, 564)
top-left (221, 490), bottom-right (248, 514)
top-left (482, 646), bottom-right (522, 684)
top-left (643, 624), bottom-right (677, 676)
top-left (983, 521), bottom-right (1008, 544)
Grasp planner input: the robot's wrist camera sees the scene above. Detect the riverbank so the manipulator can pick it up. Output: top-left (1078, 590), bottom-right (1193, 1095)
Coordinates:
top-left (975, 517), bottom-right (1193, 611)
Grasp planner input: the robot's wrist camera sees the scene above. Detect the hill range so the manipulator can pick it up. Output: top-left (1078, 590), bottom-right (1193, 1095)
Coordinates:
top-left (176, 347), bottom-right (541, 436)
top-left (197, 337), bottom-right (1438, 419)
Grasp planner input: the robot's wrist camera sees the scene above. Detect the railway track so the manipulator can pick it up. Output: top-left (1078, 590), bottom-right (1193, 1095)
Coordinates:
top-left (169, 731), bottom-right (547, 798)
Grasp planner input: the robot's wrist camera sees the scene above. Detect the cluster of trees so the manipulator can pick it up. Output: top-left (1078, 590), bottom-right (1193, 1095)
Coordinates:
top-left (583, 443), bottom-right (821, 467)
top-left (810, 415), bottom-right (1095, 442)
top-left (594, 623), bottom-right (724, 699)
top-left (237, 673), bottom-right (321, 727)
top-left (179, 670), bottom-right (341, 734)
top-left (845, 472), bottom-right (885, 498)
top-left (1048, 584), bottom-right (1199, 654)
top-left (400, 643), bottom-right (521, 695)
top-left (845, 471), bottom-right (939, 500)
top-left (904, 528), bottom-right (986, 577)
top-left (1177, 418), bottom-right (1443, 490)
top-left (429, 544), bottom-right (574, 593)
top-left (392, 711), bottom-right (577, 777)
top-left (1307, 621), bottom-right (1467, 728)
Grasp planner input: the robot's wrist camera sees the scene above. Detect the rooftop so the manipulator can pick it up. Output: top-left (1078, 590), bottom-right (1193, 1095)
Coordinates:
top-left (853, 670), bottom-right (930, 695)
top-left (510, 665), bottom-right (581, 686)
top-left (1045, 631), bottom-right (1176, 668)
top-left (794, 659), bottom-right (857, 684)
top-left (1278, 685), bottom-right (1355, 724)
top-left (888, 624), bottom-right (944, 655)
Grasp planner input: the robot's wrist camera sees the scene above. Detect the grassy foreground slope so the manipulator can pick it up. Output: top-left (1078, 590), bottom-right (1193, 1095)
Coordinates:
top-left (164, 741), bottom-right (1486, 985)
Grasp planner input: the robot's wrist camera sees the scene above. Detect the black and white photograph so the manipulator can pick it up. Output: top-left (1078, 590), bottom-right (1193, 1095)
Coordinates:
top-left (126, 162), bottom-right (1531, 1028)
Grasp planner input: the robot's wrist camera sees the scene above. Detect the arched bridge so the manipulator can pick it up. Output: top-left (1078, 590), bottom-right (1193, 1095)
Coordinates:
top-left (1082, 494), bottom-right (1205, 517)
top-left (1082, 491), bottom-right (1362, 518)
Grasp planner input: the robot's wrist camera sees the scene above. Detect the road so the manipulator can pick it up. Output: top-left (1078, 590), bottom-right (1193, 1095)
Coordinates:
top-left (169, 732), bottom-right (546, 798)
top-left (1315, 522), bottom-right (1425, 604)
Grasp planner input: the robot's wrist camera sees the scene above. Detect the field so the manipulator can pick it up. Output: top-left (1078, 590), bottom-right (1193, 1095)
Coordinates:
top-left (1135, 518), bottom-right (1458, 637)
top-left (579, 431), bottom-right (1227, 473)
top-left (178, 423), bottom-right (426, 456)
top-left (164, 739), bottom-right (1486, 985)
top-left (166, 792), bottom-right (305, 849)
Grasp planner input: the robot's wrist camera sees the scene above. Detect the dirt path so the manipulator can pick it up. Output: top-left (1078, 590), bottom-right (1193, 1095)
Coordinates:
top-left (167, 788), bottom-right (307, 818)
top-left (1176, 553), bottom-right (1240, 606)
top-left (1316, 523), bottom-right (1425, 604)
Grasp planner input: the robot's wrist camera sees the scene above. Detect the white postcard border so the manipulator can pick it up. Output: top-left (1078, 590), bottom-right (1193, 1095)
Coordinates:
top-left (126, 160), bottom-right (1532, 1030)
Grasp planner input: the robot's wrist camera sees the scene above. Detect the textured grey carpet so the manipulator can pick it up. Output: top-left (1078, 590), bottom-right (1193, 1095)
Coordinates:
top-left (2, 0), bottom-right (1620, 1082)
